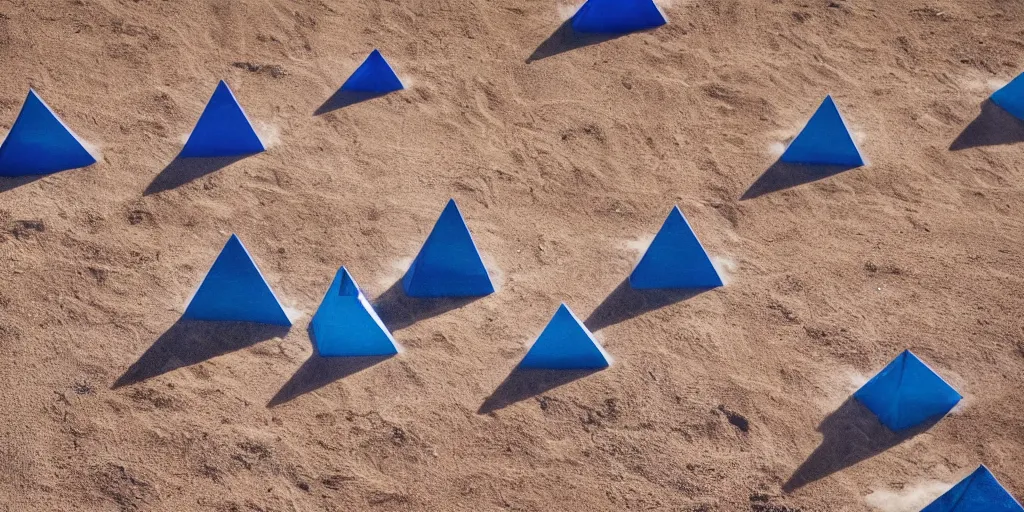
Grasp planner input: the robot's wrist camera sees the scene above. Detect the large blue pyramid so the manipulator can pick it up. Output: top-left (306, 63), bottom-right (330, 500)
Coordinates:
top-left (182, 234), bottom-right (291, 326)
top-left (402, 199), bottom-right (494, 298)
top-left (520, 304), bottom-right (611, 369)
top-left (991, 72), bottom-right (1024, 121)
top-left (180, 81), bottom-right (265, 158)
top-left (0, 89), bottom-right (96, 176)
top-left (853, 350), bottom-right (962, 432)
top-left (780, 95), bottom-right (865, 167)
top-left (921, 466), bottom-right (1024, 512)
top-left (340, 49), bottom-right (404, 94)
top-left (311, 267), bottom-right (399, 357)
top-left (629, 206), bottom-right (723, 290)
top-left (572, 0), bottom-right (668, 34)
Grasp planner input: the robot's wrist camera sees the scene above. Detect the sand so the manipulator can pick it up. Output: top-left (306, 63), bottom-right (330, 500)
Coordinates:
top-left (1, 0), bottom-right (1023, 510)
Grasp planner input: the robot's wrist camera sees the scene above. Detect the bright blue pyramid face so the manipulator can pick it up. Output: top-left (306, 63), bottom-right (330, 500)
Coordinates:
top-left (629, 206), bottom-right (723, 290)
top-left (311, 267), bottom-right (399, 357)
top-left (180, 81), bottom-right (265, 158)
top-left (520, 304), bottom-right (611, 370)
top-left (0, 90), bottom-right (96, 176)
top-left (780, 95), bottom-right (865, 167)
top-left (853, 350), bottom-right (962, 432)
top-left (571, 0), bottom-right (668, 34)
top-left (402, 199), bottom-right (495, 298)
top-left (340, 49), bottom-right (404, 94)
top-left (991, 72), bottom-right (1024, 121)
top-left (182, 234), bottom-right (291, 326)
top-left (921, 466), bottom-right (1024, 512)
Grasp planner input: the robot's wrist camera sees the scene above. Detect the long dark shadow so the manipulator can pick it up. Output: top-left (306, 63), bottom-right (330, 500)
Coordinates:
top-left (0, 174), bottom-right (46, 193)
top-left (373, 279), bottom-right (482, 332)
top-left (268, 353), bottom-right (393, 407)
top-left (741, 160), bottom-right (858, 200)
top-left (112, 319), bottom-right (289, 388)
top-left (144, 154), bottom-right (253, 195)
top-left (527, 19), bottom-right (629, 62)
top-left (950, 99), bottom-right (1024, 150)
top-left (314, 89), bottom-right (388, 116)
top-left (783, 397), bottom-right (941, 492)
top-left (478, 367), bottom-right (602, 414)
top-left (584, 278), bottom-right (710, 332)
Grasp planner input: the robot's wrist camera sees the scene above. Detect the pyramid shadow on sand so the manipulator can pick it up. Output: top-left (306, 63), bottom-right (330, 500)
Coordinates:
top-left (144, 154), bottom-right (254, 195)
top-left (783, 397), bottom-right (941, 492)
top-left (741, 160), bottom-right (858, 200)
top-left (314, 90), bottom-right (388, 116)
top-left (0, 174), bottom-right (45, 193)
top-left (112, 319), bottom-right (289, 388)
top-left (478, 367), bottom-right (601, 414)
top-left (372, 278), bottom-right (482, 332)
top-left (527, 19), bottom-right (631, 62)
top-left (950, 99), bottom-right (1024, 151)
top-left (584, 278), bottom-right (710, 331)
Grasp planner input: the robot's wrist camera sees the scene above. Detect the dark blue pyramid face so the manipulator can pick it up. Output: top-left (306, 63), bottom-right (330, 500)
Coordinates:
top-left (921, 466), bottom-right (1024, 512)
top-left (340, 49), bottom-right (404, 94)
top-left (780, 95), bottom-right (865, 167)
top-left (991, 72), bottom-right (1024, 121)
top-left (402, 199), bottom-right (494, 297)
top-left (853, 350), bottom-right (962, 432)
top-left (180, 81), bottom-right (266, 158)
top-left (519, 304), bottom-right (610, 370)
top-left (311, 266), bottom-right (398, 357)
top-left (571, 0), bottom-right (668, 34)
top-left (0, 90), bottom-right (96, 176)
top-left (629, 206), bottom-right (723, 290)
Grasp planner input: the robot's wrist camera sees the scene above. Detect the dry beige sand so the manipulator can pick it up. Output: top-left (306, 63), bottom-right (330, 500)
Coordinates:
top-left (1, 0), bottom-right (1024, 510)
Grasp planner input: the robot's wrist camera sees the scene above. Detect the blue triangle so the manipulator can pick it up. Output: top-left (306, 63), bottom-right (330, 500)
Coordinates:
top-left (629, 206), bottom-right (723, 290)
top-left (852, 350), bottom-right (962, 432)
top-left (520, 304), bottom-right (611, 370)
top-left (921, 466), bottom-right (1024, 512)
top-left (311, 267), bottom-right (399, 357)
top-left (402, 199), bottom-right (495, 298)
top-left (182, 234), bottom-right (291, 326)
top-left (0, 89), bottom-right (96, 176)
top-left (340, 49), bottom-right (404, 94)
top-left (180, 81), bottom-right (265, 158)
top-left (991, 72), bottom-right (1024, 121)
top-left (572, 0), bottom-right (668, 33)
top-left (780, 95), bottom-right (865, 167)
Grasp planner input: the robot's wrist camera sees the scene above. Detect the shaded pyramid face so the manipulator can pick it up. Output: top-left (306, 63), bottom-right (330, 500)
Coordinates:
top-left (990, 72), bottom-right (1024, 121)
top-left (183, 234), bottom-right (291, 326)
top-left (519, 304), bottom-right (611, 370)
top-left (921, 466), bottom-right (1024, 512)
top-left (340, 49), bottom-right (404, 94)
top-left (0, 89), bottom-right (96, 176)
top-left (629, 206), bottom-right (723, 290)
top-left (780, 95), bottom-right (865, 167)
top-left (402, 199), bottom-right (495, 298)
top-left (571, 0), bottom-right (668, 34)
top-left (311, 267), bottom-right (399, 357)
top-left (180, 81), bottom-right (266, 158)
top-left (853, 350), bottom-right (962, 432)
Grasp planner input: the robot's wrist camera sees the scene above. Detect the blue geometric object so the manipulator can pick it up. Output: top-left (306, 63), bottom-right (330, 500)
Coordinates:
top-left (991, 72), bottom-right (1024, 121)
top-left (340, 49), bottom-right (404, 94)
top-left (921, 465), bottom-right (1024, 512)
top-left (571, 0), bottom-right (668, 34)
top-left (629, 206), bottom-right (723, 290)
top-left (0, 89), bottom-right (96, 176)
top-left (520, 304), bottom-right (611, 370)
top-left (311, 267), bottom-right (399, 357)
top-left (853, 350), bottom-right (962, 432)
top-left (780, 95), bottom-right (865, 167)
top-left (180, 81), bottom-right (265, 158)
top-left (402, 199), bottom-right (495, 298)
top-left (182, 234), bottom-right (291, 326)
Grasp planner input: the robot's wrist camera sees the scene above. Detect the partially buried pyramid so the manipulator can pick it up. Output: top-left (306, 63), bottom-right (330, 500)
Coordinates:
top-left (402, 199), bottom-right (494, 298)
top-left (519, 304), bottom-right (611, 370)
top-left (921, 465), bottom-right (1023, 512)
top-left (780, 94), bottom-right (865, 167)
top-left (311, 267), bottom-right (399, 357)
top-left (990, 71), bottom-right (1024, 121)
top-left (180, 81), bottom-right (265, 158)
top-left (0, 89), bottom-right (96, 176)
top-left (629, 206), bottom-right (723, 290)
top-left (571, 0), bottom-right (668, 34)
top-left (339, 49), bottom-right (404, 94)
top-left (853, 350), bottom-right (961, 432)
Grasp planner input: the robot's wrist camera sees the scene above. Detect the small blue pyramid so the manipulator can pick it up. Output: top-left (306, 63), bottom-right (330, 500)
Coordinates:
top-left (780, 95), bottom-right (865, 167)
top-left (921, 466), bottom-right (1024, 512)
top-left (572, 0), bottom-right (668, 34)
top-left (520, 304), bottom-right (611, 370)
top-left (853, 350), bottom-right (962, 432)
top-left (402, 199), bottom-right (494, 298)
top-left (311, 267), bottom-right (399, 357)
top-left (183, 234), bottom-right (291, 326)
top-left (991, 72), bottom-right (1024, 121)
top-left (180, 81), bottom-right (265, 158)
top-left (629, 206), bottom-right (723, 290)
top-left (0, 89), bottom-right (96, 176)
top-left (340, 50), bottom-right (404, 94)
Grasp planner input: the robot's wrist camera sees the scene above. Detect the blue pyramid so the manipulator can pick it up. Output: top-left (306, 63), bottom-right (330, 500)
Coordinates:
top-left (402, 199), bottom-right (494, 298)
top-left (853, 350), bottom-right (962, 432)
top-left (340, 50), bottom-right (404, 94)
top-left (180, 81), bottom-right (265, 158)
top-left (629, 206), bottom-right (723, 290)
top-left (991, 72), bottom-right (1024, 121)
top-left (572, 0), bottom-right (668, 34)
top-left (311, 267), bottom-right (399, 357)
top-left (520, 304), bottom-right (611, 370)
top-left (921, 466), bottom-right (1024, 512)
top-left (780, 95), bottom-right (865, 167)
top-left (0, 89), bottom-right (96, 176)
top-left (182, 234), bottom-right (291, 326)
